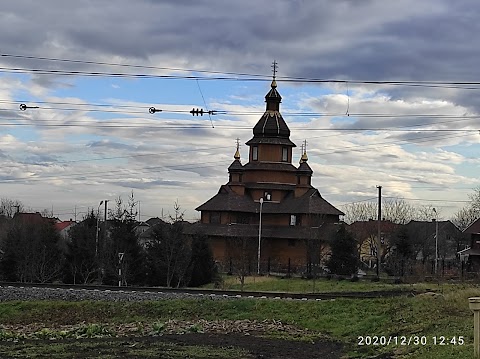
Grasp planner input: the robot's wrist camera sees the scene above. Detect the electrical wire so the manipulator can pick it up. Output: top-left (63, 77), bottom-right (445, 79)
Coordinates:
top-left (2, 53), bottom-right (480, 89)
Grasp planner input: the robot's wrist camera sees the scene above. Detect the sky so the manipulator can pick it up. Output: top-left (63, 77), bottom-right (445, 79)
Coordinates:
top-left (0, 0), bottom-right (480, 222)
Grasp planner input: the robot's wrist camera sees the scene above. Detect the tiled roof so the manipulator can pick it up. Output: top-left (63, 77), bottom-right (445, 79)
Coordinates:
top-left (55, 221), bottom-right (76, 231)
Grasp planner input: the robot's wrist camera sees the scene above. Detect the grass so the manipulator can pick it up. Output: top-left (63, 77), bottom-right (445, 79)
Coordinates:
top-left (1, 282), bottom-right (480, 358)
top-left (204, 274), bottom-right (446, 293)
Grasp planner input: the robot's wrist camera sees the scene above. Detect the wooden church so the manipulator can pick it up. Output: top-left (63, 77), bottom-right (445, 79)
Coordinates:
top-left (189, 71), bottom-right (344, 273)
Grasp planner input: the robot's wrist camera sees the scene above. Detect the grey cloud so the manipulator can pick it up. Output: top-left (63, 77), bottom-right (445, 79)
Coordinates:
top-left (112, 179), bottom-right (186, 190)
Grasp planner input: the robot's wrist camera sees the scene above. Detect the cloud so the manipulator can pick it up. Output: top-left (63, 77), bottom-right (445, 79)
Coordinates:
top-left (0, 1), bottom-right (479, 220)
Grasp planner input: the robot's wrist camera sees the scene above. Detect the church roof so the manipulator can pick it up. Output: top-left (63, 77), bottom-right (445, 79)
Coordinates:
top-left (185, 221), bottom-right (339, 240)
top-left (228, 159), bottom-right (243, 172)
top-left (297, 161), bottom-right (313, 174)
top-left (246, 80), bottom-right (296, 147)
top-left (242, 161), bottom-right (298, 172)
top-left (196, 186), bottom-right (343, 216)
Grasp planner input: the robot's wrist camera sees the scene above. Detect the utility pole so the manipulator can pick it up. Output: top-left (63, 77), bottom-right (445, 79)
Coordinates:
top-left (257, 198), bottom-right (264, 275)
top-left (433, 208), bottom-right (439, 275)
top-left (377, 186), bottom-right (382, 278)
top-left (103, 200), bottom-right (109, 243)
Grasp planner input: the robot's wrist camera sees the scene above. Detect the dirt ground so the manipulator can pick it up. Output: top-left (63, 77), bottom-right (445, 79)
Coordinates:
top-left (161, 333), bottom-right (344, 359)
top-left (0, 334), bottom-right (345, 359)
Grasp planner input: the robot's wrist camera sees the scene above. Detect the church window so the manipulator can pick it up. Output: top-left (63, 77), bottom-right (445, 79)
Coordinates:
top-left (264, 192), bottom-right (272, 201)
top-left (252, 146), bottom-right (258, 161)
top-left (282, 147), bottom-right (288, 161)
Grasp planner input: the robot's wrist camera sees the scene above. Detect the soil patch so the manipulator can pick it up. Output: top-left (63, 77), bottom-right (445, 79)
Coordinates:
top-left (0, 334), bottom-right (344, 359)
top-left (161, 333), bottom-right (344, 359)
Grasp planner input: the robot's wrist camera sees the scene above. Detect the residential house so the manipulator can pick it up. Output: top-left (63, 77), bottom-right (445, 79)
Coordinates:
top-left (461, 218), bottom-right (480, 271)
top-left (349, 219), bottom-right (399, 269)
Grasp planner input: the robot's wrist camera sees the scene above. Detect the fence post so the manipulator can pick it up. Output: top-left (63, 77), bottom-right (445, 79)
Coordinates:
top-left (469, 297), bottom-right (480, 358)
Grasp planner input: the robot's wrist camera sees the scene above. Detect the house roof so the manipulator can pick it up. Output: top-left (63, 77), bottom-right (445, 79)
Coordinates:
top-left (54, 221), bottom-right (76, 231)
top-left (406, 220), bottom-right (461, 235)
top-left (349, 220), bottom-right (400, 234)
top-left (13, 212), bottom-right (53, 225)
top-left (196, 185), bottom-right (343, 216)
top-left (464, 218), bottom-right (480, 234)
top-left (146, 217), bottom-right (167, 227)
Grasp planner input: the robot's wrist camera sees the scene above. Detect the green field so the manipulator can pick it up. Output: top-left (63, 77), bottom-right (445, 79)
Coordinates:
top-left (204, 274), bottom-right (436, 293)
top-left (0, 279), bottom-right (479, 358)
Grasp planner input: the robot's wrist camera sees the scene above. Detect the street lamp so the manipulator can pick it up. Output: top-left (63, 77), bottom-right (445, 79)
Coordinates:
top-left (95, 200), bottom-right (103, 257)
top-left (433, 208), bottom-right (439, 275)
top-left (257, 198), bottom-right (264, 275)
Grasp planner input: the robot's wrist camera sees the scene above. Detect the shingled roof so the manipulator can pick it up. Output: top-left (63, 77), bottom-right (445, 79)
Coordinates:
top-left (185, 221), bottom-right (339, 239)
top-left (196, 186), bottom-right (343, 216)
top-left (245, 79), bottom-right (296, 147)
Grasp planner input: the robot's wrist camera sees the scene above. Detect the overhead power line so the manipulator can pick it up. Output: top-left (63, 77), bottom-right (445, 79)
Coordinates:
top-left (1, 53), bottom-right (480, 89)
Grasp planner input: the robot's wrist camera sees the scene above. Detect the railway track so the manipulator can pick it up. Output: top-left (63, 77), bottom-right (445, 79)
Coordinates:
top-left (0, 281), bottom-right (422, 301)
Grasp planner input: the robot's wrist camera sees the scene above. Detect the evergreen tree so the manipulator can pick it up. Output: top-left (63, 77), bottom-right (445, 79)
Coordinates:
top-left (103, 193), bottom-right (145, 286)
top-left (63, 210), bottom-right (98, 284)
top-left (326, 224), bottom-right (358, 276)
top-left (385, 226), bottom-right (413, 276)
top-left (188, 233), bottom-right (217, 287)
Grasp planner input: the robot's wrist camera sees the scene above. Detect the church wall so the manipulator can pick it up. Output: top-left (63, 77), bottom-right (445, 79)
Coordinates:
top-left (252, 144), bottom-right (292, 162)
top-left (242, 170), bottom-right (296, 184)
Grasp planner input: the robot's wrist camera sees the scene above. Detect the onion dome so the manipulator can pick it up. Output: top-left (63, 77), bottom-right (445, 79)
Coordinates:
top-left (247, 79), bottom-right (295, 147)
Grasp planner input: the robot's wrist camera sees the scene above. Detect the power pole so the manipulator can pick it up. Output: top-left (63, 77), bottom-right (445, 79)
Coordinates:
top-left (377, 185), bottom-right (382, 278)
top-left (103, 200), bottom-right (109, 241)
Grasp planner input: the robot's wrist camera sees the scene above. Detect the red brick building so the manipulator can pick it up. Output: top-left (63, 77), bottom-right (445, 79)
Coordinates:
top-left (189, 78), bottom-right (343, 273)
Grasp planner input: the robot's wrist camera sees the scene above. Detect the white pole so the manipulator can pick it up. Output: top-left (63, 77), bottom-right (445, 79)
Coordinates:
top-left (433, 208), bottom-right (438, 275)
top-left (470, 297), bottom-right (480, 358)
top-left (257, 198), bottom-right (264, 275)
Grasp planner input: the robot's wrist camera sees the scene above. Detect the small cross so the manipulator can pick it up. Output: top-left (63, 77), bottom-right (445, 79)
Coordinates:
top-left (235, 137), bottom-right (240, 150)
top-left (303, 139), bottom-right (307, 154)
top-left (271, 60), bottom-right (278, 80)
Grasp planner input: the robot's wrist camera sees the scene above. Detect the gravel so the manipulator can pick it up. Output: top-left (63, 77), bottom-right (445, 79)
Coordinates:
top-left (0, 285), bottom-right (226, 302)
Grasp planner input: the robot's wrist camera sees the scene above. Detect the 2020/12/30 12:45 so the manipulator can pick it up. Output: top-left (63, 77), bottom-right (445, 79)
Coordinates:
top-left (357, 335), bottom-right (465, 346)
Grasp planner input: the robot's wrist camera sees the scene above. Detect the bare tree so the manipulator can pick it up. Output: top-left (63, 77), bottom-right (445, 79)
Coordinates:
top-left (0, 198), bottom-right (24, 218)
top-left (227, 236), bottom-right (256, 291)
top-left (344, 199), bottom-right (426, 225)
top-left (343, 202), bottom-right (377, 224)
top-left (452, 187), bottom-right (480, 231)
